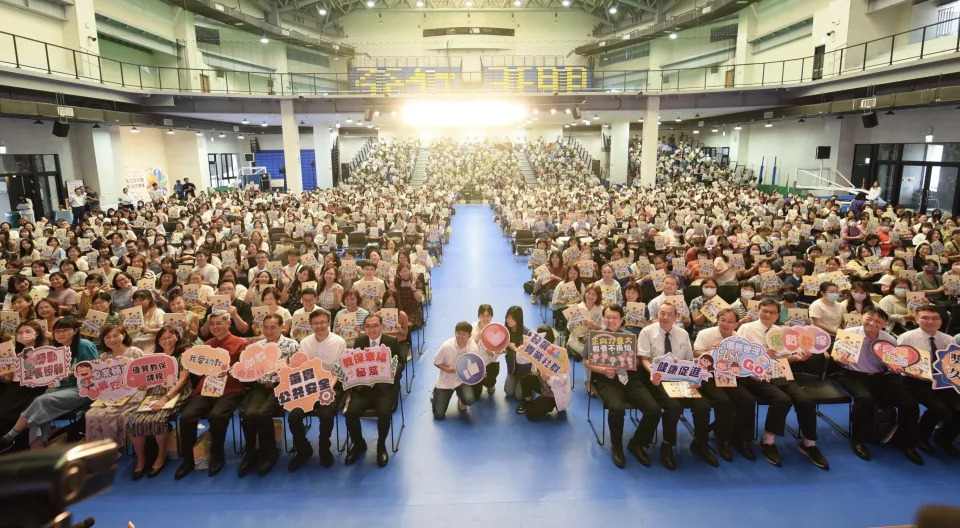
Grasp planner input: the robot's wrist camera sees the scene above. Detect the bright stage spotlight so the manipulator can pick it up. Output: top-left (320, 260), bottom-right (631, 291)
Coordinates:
top-left (401, 100), bottom-right (528, 128)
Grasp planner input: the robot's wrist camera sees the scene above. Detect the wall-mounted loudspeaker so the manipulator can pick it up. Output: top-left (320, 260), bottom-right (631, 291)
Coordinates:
top-left (52, 121), bottom-right (70, 137)
top-left (816, 146), bottom-right (831, 159)
top-left (861, 112), bottom-right (878, 128)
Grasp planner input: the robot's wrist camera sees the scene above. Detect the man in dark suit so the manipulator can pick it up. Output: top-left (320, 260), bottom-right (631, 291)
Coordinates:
top-left (344, 313), bottom-right (404, 467)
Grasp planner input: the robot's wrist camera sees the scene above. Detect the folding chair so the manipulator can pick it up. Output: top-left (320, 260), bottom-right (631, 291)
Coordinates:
top-left (683, 285), bottom-right (702, 306)
top-left (514, 229), bottom-right (535, 262)
top-left (342, 386), bottom-right (406, 454)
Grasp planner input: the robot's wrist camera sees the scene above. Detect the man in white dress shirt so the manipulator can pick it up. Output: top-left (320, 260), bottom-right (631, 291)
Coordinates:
top-left (432, 321), bottom-right (478, 419)
top-left (638, 303), bottom-right (720, 469)
top-left (738, 298), bottom-right (828, 469)
top-left (288, 308), bottom-right (347, 472)
top-left (897, 304), bottom-right (960, 457)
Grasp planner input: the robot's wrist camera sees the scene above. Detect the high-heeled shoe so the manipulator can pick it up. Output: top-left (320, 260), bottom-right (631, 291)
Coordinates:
top-left (132, 466), bottom-right (146, 481)
top-left (147, 460), bottom-right (167, 478)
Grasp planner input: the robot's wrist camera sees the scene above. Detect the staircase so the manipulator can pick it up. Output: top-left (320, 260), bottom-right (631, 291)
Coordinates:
top-left (516, 150), bottom-right (538, 185)
top-left (410, 147), bottom-right (429, 187)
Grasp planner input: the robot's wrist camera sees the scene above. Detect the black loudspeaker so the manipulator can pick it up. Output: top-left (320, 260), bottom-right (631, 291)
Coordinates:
top-left (816, 146), bottom-right (831, 159)
top-left (861, 112), bottom-right (878, 128)
top-left (52, 121), bottom-right (70, 137)
top-left (572, 107), bottom-right (582, 120)
top-left (363, 109), bottom-right (373, 121)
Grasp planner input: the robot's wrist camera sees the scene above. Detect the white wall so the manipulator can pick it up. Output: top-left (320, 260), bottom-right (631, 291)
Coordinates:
top-left (564, 130), bottom-right (603, 161)
top-left (737, 118), bottom-right (843, 186)
top-left (0, 118), bottom-right (80, 182)
top-left (340, 11), bottom-right (594, 68)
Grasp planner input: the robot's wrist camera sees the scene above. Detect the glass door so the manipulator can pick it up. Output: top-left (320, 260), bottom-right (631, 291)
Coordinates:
top-left (899, 165), bottom-right (926, 212)
top-left (927, 166), bottom-right (958, 215)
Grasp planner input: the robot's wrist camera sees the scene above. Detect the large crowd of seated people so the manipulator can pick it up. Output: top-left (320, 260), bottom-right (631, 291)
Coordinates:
top-left (523, 138), bottom-right (595, 184)
top-left (1, 136), bottom-right (958, 487)
top-left (490, 154), bottom-right (960, 471)
top-left (347, 138), bottom-right (420, 185)
top-left (0, 176), bottom-right (453, 478)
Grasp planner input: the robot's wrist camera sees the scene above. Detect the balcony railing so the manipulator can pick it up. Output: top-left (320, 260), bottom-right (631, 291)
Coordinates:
top-left (0, 15), bottom-right (958, 96)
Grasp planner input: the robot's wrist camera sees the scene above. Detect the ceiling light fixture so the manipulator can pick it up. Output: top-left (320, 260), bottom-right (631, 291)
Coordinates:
top-left (592, 114), bottom-right (599, 120)
top-left (261, 121), bottom-right (268, 127)
top-left (764, 121), bottom-right (773, 128)
top-left (260, 36), bottom-right (269, 44)
top-left (241, 118), bottom-right (249, 124)
top-left (366, 0), bottom-right (375, 7)
top-left (675, 117), bottom-right (681, 122)
top-left (237, 134), bottom-right (245, 139)
top-left (416, 0), bottom-right (424, 5)
top-left (346, 117), bottom-right (353, 123)
top-left (608, 5), bottom-right (617, 14)
top-left (733, 125), bottom-right (742, 130)
top-left (33, 120), bottom-right (43, 125)
top-left (550, 108), bottom-right (557, 114)
top-left (319, 7), bottom-right (327, 15)
top-left (885, 110), bottom-right (895, 115)
top-left (218, 132), bottom-right (226, 138)
top-left (669, 32), bottom-right (677, 39)
top-left (166, 129), bottom-right (175, 135)
top-left (562, 0), bottom-right (570, 5)
top-left (836, 115), bottom-right (844, 120)
top-left (692, 129), bottom-right (699, 134)
top-left (798, 118), bottom-right (806, 123)
top-left (513, 0), bottom-right (521, 5)
top-left (711, 128), bottom-right (718, 133)
top-left (130, 126), bottom-right (139, 133)
top-left (195, 130), bottom-right (203, 136)
top-left (92, 123), bottom-right (101, 129)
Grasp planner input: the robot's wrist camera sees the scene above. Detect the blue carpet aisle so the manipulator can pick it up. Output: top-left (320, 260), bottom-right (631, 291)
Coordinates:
top-left (75, 205), bottom-right (960, 528)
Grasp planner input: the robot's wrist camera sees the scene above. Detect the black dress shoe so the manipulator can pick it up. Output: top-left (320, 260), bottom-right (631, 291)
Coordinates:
top-left (627, 440), bottom-right (651, 467)
top-left (903, 447), bottom-right (925, 466)
top-left (174, 460), bottom-right (195, 480)
top-left (760, 442), bottom-right (782, 467)
top-left (660, 443), bottom-right (676, 471)
top-left (288, 450), bottom-right (312, 473)
top-left (344, 442), bottom-right (367, 465)
top-left (934, 436), bottom-right (960, 457)
top-left (148, 460), bottom-right (167, 478)
top-left (851, 442), bottom-right (871, 461)
top-left (917, 438), bottom-right (936, 455)
top-left (717, 442), bottom-right (734, 462)
top-left (691, 440), bottom-right (719, 467)
top-left (798, 442), bottom-right (829, 470)
top-left (132, 467), bottom-right (146, 481)
top-left (377, 445), bottom-right (389, 468)
top-left (237, 455), bottom-right (257, 477)
top-left (737, 441), bottom-right (756, 462)
top-left (611, 446), bottom-right (626, 469)
top-left (319, 448), bottom-right (335, 468)
top-left (258, 451), bottom-right (279, 476)
top-left (207, 455), bottom-right (224, 477)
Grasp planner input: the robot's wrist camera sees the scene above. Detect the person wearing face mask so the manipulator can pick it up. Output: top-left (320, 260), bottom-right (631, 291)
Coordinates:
top-left (878, 257), bottom-right (908, 296)
top-left (916, 258), bottom-right (946, 305)
top-left (0, 322), bottom-right (48, 451)
top-left (809, 282), bottom-right (844, 336)
top-left (730, 281), bottom-right (757, 326)
top-left (843, 282), bottom-right (875, 317)
top-left (777, 285), bottom-right (807, 324)
top-left (841, 217), bottom-right (864, 245)
top-left (878, 278), bottom-right (916, 333)
top-left (913, 222), bottom-right (934, 246)
top-left (689, 278), bottom-right (720, 336)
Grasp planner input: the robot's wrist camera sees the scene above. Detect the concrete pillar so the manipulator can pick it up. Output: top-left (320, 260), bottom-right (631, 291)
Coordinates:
top-left (728, 128), bottom-right (742, 165)
top-left (640, 96), bottom-right (660, 188)
top-left (609, 121), bottom-right (630, 186)
top-left (172, 8), bottom-right (203, 92)
top-left (63, 0), bottom-right (100, 79)
top-left (313, 125), bottom-right (334, 189)
top-left (280, 100), bottom-right (303, 193)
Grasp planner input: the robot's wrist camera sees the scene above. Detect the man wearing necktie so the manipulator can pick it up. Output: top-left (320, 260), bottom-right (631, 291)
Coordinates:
top-left (344, 313), bottom-right (405, 467)
top-left (637, 302), bottom-right (723, 469)
top-left (584, 305), bottom-right (661, 469)
top-left (896, 305), bottom-right (960, 457)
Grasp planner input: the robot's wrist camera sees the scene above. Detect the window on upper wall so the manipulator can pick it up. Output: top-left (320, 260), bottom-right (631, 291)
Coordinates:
top-left (598, 42), bottom-right (650, 67)
top-left (710, 24), bottom-right (738, 43)
top-left (195, 26), bottom-right (221, 46)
